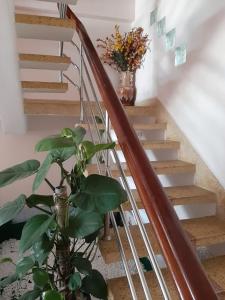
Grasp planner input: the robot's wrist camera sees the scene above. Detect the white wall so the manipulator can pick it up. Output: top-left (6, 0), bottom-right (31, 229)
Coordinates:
top-left (0, 0), bottom-right (26, 134)
top-left (15, 0), bottom-right (133, 101)
top-left (0, 0), bottom-right (135, 205)
top-left (134, 0), bottom-right (225, 188)
top-left (0, 116), bottom-right (79, 205)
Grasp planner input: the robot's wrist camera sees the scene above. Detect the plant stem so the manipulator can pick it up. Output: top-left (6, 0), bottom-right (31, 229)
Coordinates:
top-left (74, 241), bottom-right (86, 253)
top-left (45, 178), bottom-right (55, 191)
top-left (33, 205), bottom-right (51, 215)
top-left (70, 238), bottom-right (78, 254)
top-left (83, 241), bottom-right (95, 257)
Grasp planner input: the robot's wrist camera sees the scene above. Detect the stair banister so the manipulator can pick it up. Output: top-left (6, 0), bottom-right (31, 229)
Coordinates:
top-left (66, 7), bottom-right (218, 300)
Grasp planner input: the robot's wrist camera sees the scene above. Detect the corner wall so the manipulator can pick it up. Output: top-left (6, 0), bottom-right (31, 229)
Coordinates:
top-left (134, 0), bottom-right (225, 188)
top-left (0, 0), bottom-right (26, 134)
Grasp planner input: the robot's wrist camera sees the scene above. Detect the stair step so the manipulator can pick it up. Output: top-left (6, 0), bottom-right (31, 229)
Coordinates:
top-left (165, 185), bottom-right (217, 205)
top-left (37, 0), bottom-right (78, 4)
top-left (115, 140), bottom-right (180, 151)
top-left (122, 185), bottom-right (217, 210)
top-left (108, 267), bottom-right (179, 300)
top-left (108, 256), bottom-right (225, 299)
top-left (182, 216), bottom-right (225, 247)
top-left (99, 224), bottom-right (159, 264)
top-left (87, 160), bottom-right (196, 177)
top-left (81, 122), bottom-right (167, 132)
top-left (123, 105), bottom-right (156, 116)
top-left (22, 81), bottom-right (68, 93)
top-left (22, 99), bottom-right (157, 117)
top-left (99, 216), bottom-right (225, 264)
top-left (24, 99), bottom-right (80, 116)
top-left (16, 14), bottom-right (75, 41)
top-left (73, 123), bottom-right (166, 131)
top-left (132, 123), bottom-right (167, 131)
top-left (19, 54), bottom-right (71, 71)
top-left (204, 256), bottom-right (225, 298)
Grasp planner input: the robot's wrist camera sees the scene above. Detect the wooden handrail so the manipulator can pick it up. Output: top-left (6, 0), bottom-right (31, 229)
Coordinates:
top-left (67, 7), bottom-right (218, 300)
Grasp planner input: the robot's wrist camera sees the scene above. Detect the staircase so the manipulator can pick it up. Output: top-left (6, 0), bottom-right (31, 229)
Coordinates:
top-left (12, 1), bottom-right (225, 299)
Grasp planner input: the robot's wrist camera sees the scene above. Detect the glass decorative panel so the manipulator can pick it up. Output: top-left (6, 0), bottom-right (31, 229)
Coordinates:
top-left (165, 28), bottom-right (176, 50)
top-left (150, 7), bottom-right (158, 25)
top-left (157, 17), bottom-right (166, 37)
top-left (175, 45), bottom-right (187, 66)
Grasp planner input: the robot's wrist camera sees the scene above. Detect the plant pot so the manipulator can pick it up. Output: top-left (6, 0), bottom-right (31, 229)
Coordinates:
top-left (117, 71), bottom-right (136, 106)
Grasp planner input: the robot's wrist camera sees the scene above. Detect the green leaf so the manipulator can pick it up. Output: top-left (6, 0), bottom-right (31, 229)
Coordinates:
top-left (67, 211), bottom-right (103, 238)
top-left (84, 230), bottom-right (100, 243)
top-left (82, 270), bottom-right (108, 299)
top-left (72, 257), bottom-right (92, 275)
top-left (0, 160), bottom-right (40, 188)
top-left (50, 147), bottom-right (75, 162)
top-left (0, 273), bottom-right (18, 289)
top-left (0, 257), bottom-right (13, 264)
top-left (19, 214), bottom-right (55, 254)
top-left (32, 154), bottom-right (53, 192)
top-left (68, 273), bottom-right (81, 291)
top-left (26, 195), bottom-right (54, 208)
top-left (42, 290), bottom-right (64, 300)
top-left (35, 135), bottom-right (74, 152)
top-left (16, 256), bottom-right (35, 279)
top-left (80, 141), bottom-right (115, 161)
top-left (18, 290), bottom-right (41, 300)
top-left (74, 175), bottom-right (127, 213)
top-left (61, 126), bottom-right (86, 145)
top-left (0, 194), bottom-right (26, 227)
top-left (33, 269), bottom-right (49, 288)
top-left (32, 234), bottom-right (54, 266)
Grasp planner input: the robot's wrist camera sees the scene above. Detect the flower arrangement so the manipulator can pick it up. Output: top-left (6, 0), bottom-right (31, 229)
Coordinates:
top-left (97, 25), bottom-right (149, 72)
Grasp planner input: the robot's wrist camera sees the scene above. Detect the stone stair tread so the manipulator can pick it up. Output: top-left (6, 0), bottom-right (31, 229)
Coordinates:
top-left (15, 14), bottom-right (75, 29)
top-left (108, 256), bottom-right (225, 299)
top-left (204, 255), bottom-right (225, 299)
top-left (151, 160), bottom-right (196, 174)
top-left (16, 14), bottom-right (75, 41)
top-left (23, 99), bottom-right (157, 117)
top-left (87, 160), bottom-right (196, 177)
top-left (115, 140), bottom-right (180, 150)
top-left (22, 81), bottom-right (68, 93)
top-left (108, 268), bottom-right (179, 300)
top-left (123, 104), bottom-right (157, 116)
top-left (122, 185), bottom-right (217, 210)
top-left (24, 99), bottom-right (80, 116)
top-left (165, 185), bottom-right (217, 205)
top-left (132, 123), bottom-right (167, 130)
top-left (99, 216), bottom-right (225, 264)
top-left (81, 122), bottom-right (167, 131)
top-left (19, 53), bottom-right (71, 64)
top-left (99, 223), bottom-right (160, 264)
top-left (19, 53), bottom-right (71, 70)
top-left (182, 216), bottom-right (225, 247)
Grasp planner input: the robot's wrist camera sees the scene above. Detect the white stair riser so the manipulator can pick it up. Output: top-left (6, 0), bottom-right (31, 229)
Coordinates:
top-left (19, 61), bottom-right (70, 71)
top-left (16, 24), bottom-right (74, 41)
top-left (116, 149), bottom-right (178, 163)
top-left (37, 0), bottom-right (78, 4)
top-left (124, 173), bottom-right (195, 190)
top-left (22, 88), bottom-right (67, 93)
top-left (129, 203), bottom-right (216, 224)
top-left (27, 115), bottom-right (80, 131)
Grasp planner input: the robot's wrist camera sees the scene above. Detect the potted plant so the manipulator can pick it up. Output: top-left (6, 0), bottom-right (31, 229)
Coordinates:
top-left (97, 26), bottom-right (149, 106)
top-left (0, 126), bottom-right (127, 300)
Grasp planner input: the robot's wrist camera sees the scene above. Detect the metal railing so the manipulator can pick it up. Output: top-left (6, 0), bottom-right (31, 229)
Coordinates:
top-left (56, 4), bottom-right (218, 300)
top-left (62, 34), bottom-right (171, 299)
